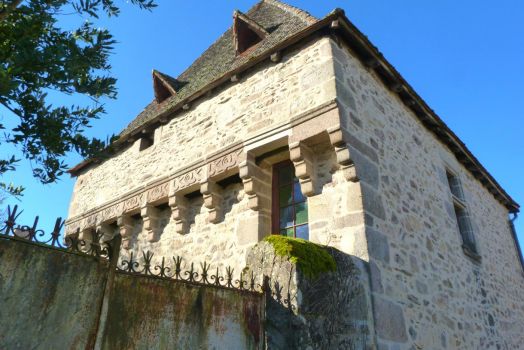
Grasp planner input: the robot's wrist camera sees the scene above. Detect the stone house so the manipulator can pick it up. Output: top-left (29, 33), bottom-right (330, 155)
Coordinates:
top-left (65, 1), bottom-right (524, 349)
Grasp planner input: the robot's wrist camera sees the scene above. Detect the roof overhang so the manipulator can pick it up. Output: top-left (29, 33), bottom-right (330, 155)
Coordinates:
top-left (68, 8), bottom-right (519, 213)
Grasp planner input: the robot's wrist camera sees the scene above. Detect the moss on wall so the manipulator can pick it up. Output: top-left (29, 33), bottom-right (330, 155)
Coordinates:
top-left (263, 235), bottom-right (336, 279)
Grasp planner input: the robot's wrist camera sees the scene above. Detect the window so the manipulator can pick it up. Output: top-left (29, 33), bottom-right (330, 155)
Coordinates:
top-left (233, 11), bottom-right (268, 55)
top-left (272, 161), bottom-right (309, 239)
top-left (139, 134), bottom-right (154, 151)
top-left (446, 170), bottom-right (479, 258)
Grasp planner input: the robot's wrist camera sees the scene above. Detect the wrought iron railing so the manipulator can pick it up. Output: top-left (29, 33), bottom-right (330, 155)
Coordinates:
top-left (0, 205), bottom-right (111, 258)
top-left (117, 250), bottom-right (264, 293)
top-left (1, 205), bottom-right (267, 294)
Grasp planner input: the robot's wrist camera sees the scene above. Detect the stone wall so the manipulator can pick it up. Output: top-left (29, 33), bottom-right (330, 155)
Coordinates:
top-left (331, 39), bottom-right (524, 349)
top-left (64, 29), bottom-right (523, 349)
top-left (66, 36), bottom-right (340, 272)
top-left (244, 240), bottom-right (375, 350)
top-left (68, 36), bottom-right (336, 217)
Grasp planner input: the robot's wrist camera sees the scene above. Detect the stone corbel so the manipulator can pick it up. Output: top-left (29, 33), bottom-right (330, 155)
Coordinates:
top-left (239, 154), bottom-right (270, 211)
top-left (327, 126), bottom-right (358, 182)
top-left (289, 141), bottom-right (316, 197)
top-left (78, 227), bottom-right (95, 253)
top-left (79, 227), bottom-right (94, 243)
top-left (168, 194), bottom-right (189, 234)
top-left (117, 215), bottom-right (134, 249)
top-left (200, 180), bottom-right (223, 224)
top-left (141, 205), bottom-right (161, 242)
top-left (96, 222), bottom-right (116, 244)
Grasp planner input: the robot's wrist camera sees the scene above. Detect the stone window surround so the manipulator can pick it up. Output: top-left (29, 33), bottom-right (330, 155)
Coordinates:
top-left (271, 159), bottom-right (309, 239)
top-left (445, 167), bottom-right (481, 262)
top-left (65, 100), bottom-right (358, 250)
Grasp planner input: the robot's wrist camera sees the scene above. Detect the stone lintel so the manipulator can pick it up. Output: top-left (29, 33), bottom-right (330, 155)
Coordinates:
top-left (117, 215), bottom-right (134, 249)
top-left (140, 205), bottom-right (161, 242)
top-left (168, 194), bottom-right (189, 234)
top-left (200, 180), bottom-right (223, 223)
top-left (289, 141), bottom-right (316, 197)
top-left (327, 126), bottom-right (358, 182)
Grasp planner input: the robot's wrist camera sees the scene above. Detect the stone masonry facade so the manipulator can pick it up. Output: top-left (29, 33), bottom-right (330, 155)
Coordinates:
top-left (65, 2), bottom-right (523, 349)
top-left (332, 40), bottom-right (524, 349)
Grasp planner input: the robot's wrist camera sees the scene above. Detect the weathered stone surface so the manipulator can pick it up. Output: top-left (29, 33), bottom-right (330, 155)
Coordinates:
top-left (360, 183), bottom-right (386, 220)
top-left (244, 241), bottom-right (375, 350)
top-left (367, 228), bottom-right (390, 263)
top-left (0, 237), bottom-right (109, 350)
top-left (351, 148), bottom-right (379, 189)
top-left (102, 273), bottom-right (264, 350)
top-left (63, 18), bottom-right (524, 350)
top-left (372, 296), bottom-right (408, 342)
top-left (369, 260), bottom-right (384, 293)
top-left (334, 38), bottom-right (524, 349)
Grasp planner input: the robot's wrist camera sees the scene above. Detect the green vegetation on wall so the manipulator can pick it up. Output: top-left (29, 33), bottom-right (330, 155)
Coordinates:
top-left (264, 235), bottom-right (336, 279)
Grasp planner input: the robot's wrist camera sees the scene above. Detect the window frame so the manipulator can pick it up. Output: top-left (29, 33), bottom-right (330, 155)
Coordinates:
top-left (139, 133), bottom-right (154, 151)
top-left (445, 169), bottom-right (481, 261)
top-left (271, 160), bottom-right (309, 239)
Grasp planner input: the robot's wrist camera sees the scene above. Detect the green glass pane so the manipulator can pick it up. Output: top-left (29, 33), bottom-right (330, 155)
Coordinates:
top-left (278, 164), bottom-right (294, 185)
top-left (280, 228), bottom-right (294, 238)
top-left (295, 202), bottom-right (308, 225)
top-left (296, 224), bottom-right (309, 240)
top-left (279, 184), bottom-right (292, 207)
top-left (280, 206), bottom-right (294, 228)
top-left (293, 180), bottom-right (305, 202)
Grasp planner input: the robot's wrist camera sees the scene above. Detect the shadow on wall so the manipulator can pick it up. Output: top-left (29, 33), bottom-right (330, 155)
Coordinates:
top-left (243, 239), bottom-right (375, 350)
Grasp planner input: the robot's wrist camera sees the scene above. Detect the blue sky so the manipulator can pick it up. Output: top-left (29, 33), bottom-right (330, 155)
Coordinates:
top-left (3, 1), bottom-right (523, 254)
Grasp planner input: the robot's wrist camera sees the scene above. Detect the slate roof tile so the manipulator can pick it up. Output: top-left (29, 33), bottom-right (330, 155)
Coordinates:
top-left (121, 0), bottom-right (317, 137)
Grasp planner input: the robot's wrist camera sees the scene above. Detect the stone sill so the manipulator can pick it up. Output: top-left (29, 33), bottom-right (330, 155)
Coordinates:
top-left (462, 244), bottom-right (482, 264)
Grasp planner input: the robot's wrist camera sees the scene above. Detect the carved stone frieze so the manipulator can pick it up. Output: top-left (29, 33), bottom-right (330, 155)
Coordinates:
top-left (66, 148), bottom-right (252, 235)
top-left (101, 203), bottom-right (122, 223)
top-left (147, 182), bottom-right (170, 204)
top-left (208, 149), bottom-right (243, 178)
top-left (173, 167), bottom-right (203, 192)
top-left (84, 214), bottom-right (98, 231)
top-left (123, 193), bottom-right (145, 213)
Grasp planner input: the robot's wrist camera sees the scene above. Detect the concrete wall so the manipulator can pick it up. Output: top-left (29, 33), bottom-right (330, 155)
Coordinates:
top-left (0, 237), bottom-right (109, 349)
top-left (332, 39), bottom-right (524, 349)
top-left (0, 236), bottom-right (265, 350)
top-left (101, 272), bottom-right (264, 350)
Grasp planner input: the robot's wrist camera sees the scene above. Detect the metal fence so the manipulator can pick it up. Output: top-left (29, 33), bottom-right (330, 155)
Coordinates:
top-left (1, 205), bottom-right (264, 294)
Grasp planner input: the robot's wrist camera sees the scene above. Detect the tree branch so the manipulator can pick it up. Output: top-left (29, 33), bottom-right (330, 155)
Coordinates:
top-left (0, 0), bottom-right (23, 21)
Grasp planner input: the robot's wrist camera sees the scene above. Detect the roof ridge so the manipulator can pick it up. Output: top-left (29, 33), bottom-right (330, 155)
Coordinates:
top-left (262, 0), bottom-right (317, 24)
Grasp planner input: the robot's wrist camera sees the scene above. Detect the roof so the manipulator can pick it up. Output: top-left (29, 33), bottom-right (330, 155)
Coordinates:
top-left (121, 0), bottom-right (317, 136)
top-left (68, 0), bottom-right (519, 214)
